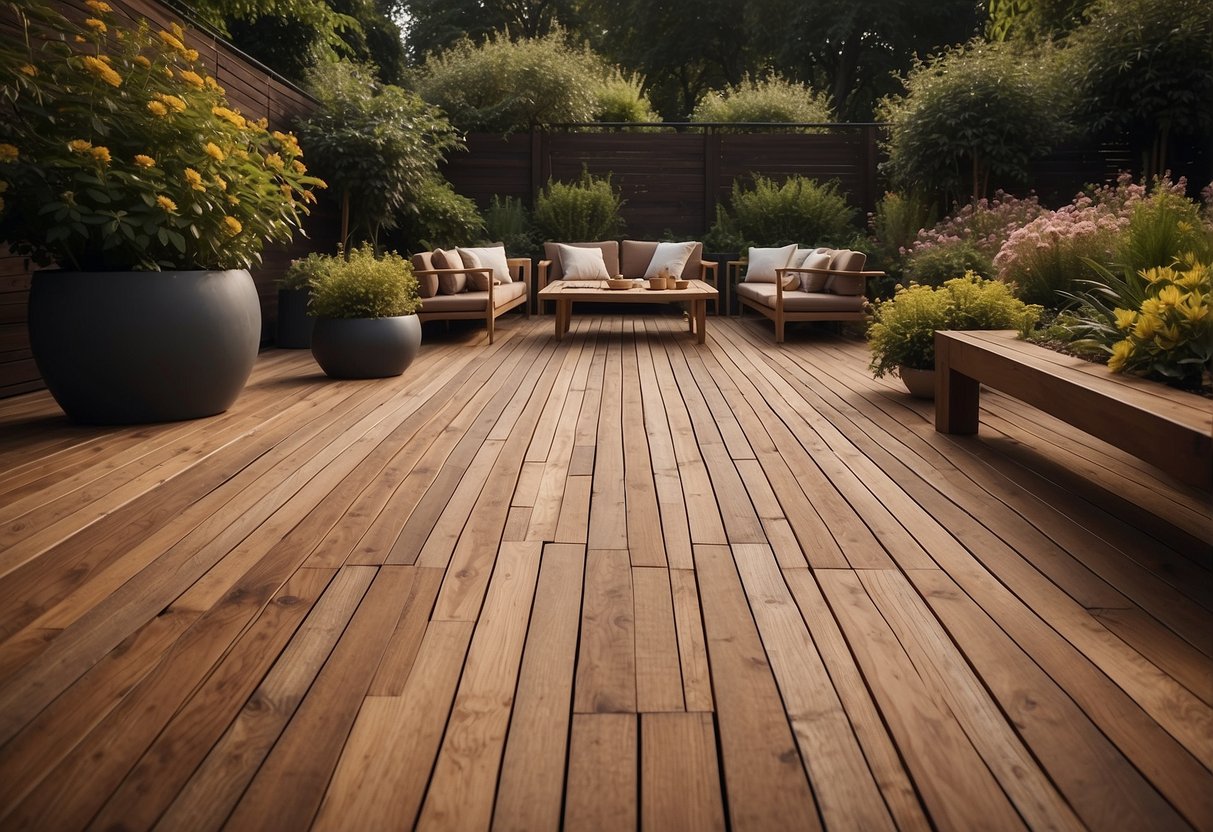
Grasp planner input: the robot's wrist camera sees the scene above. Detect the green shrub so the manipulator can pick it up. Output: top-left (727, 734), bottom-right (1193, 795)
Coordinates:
top-left (482, 195), bottom-right (538, 255)
top-left (880, 40), bottom-right (1069, 203)
top-left (595, 70), bottom-right (660, 124)
top-left (412, 30), bottom-right (605, 133)
top-left (533, 169), bottom-right (625, 241)
top-left (711, 175), bottom-right (857, 248)
top-left (281, 251), bottom-right (332, 290)
top-left (298, 60), bottom-right (461, 246)
top-left (868, 274), bottom-right (1041, 376)
top-left (308, 245), bottom-right (420, 318)
top-left (395, 176), bottom-right (485, 251)
top-left (691, 75), bottom-right (833, 129)
top-left (1118, 185), bottom-right (1213, 273)
top-left (905, 240), bottom-right (994, 286)
top-left (868, 191), bottom-right (937, 282)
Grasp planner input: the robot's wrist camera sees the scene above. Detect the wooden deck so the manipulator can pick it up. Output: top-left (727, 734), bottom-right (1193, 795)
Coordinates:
top-left (0, 314), bottom-right (1209, 831)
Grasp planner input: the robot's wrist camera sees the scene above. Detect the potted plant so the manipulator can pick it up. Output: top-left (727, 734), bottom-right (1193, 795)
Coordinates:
top-left (277, 253), bottom-right (329, 349)
top-left (868, 273), bottom-right (1041, 397)
top-left (0, 1), bottom-right (324, 423)
top-left (307, 245), bottom-right (422, 378)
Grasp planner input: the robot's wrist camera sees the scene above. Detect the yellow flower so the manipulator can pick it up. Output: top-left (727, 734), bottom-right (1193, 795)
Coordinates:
top-left (221, 216), bottom-right (242, 236)
top-left (214, 175), bottom-right (227, 190)
top-left (1132, 313), bottom-right (1160, 341)
top-left (1177, 294), bottom-right (1208, 323)
top-left (272, 131), bottom-right (290, 143)
top-left (81, 55), bottom-right (122, 87)
top-left (184, 167), bottom-right (205, 191)
top-left (204, 142), bottom-right (225, 161)
top-left (1156, 285), bottom-right (1181, 308)
top-left (84, 18), bottom-right (107, 33)
top-left (1107, 339), bottom-right (1132, 373)
top-left (1139, 298), bottom-right (1161, 318)
top-left (89, 146), bottom-right (111, 164)
top-left (85, 0), bottom-right (113, 12)
top-left (1156, 323), bottom-right (1181, 350)
top-left (68, 139), bottom-right (92, 153)
top-left (158, 30), bottom-right (185, 51)
top-left (183, 49), bottom-right (199, 62)
top-left (211, 106), bottom-right (246, 128)
top-left (1113, 308), bottom-right (1137, 331)
top-left (1141, 266), bottom-right (1168, 285)
top-left (134, 55), bottom-right (151, 68)
top-left (264, 153), bottom-right (284, 171)
top-left (171, 22), bottom-right (185, 38)
top-left (75, 35), bottom-right (86, 43)
top-left (134, 154), bottom-right (155, 167)
top-left (164, 66), bottom-right (173, 78)
top-left (280, 183), bottom-right (293, 199)
top-left (0, 144), bottom-right (18, 162)
top-left (204, 77), bottom-right (223, 93)
top-left (156, 195), bottom-right (177, 212)
top-left (292, 159), bottom-right (307, 174)
top-left (179, 70), bottom-right (204, 88)
top-left (155, 93), bottom-right (187, 112)
top-left (147, 100), bottom-right (169, 117)
top-left (226, 195), bottom-right (240, 205)
top-left (18, 64), bottom-right (37, 77)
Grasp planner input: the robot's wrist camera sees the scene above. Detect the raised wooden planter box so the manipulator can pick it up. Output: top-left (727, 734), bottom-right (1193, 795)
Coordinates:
top-left (935, 330), bottom-right (1212, 489)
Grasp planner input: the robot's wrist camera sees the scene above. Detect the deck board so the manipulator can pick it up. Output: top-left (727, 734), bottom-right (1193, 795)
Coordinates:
top-left (0, 315), bottom-right (1210, 830)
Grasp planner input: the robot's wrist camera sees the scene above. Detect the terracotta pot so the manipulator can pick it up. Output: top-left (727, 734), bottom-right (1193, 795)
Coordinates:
top-left (29, 269), bottom-right (260, 424)
top-left (898, 365), bottom-right (935, 399)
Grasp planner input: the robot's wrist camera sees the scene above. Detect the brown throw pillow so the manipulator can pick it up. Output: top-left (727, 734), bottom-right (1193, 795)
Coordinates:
top-left (410, 252), bottom-right (439, 298)
top-left (433, 248), bottom-right (467, 295)
top-left (461, 249), bottom-right (500, 291)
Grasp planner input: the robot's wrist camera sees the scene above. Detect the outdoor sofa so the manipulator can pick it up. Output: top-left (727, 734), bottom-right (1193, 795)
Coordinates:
top-left (411, 245), bottom-right (531, 344)
top-left (537, 240), bottom-right (720, 313)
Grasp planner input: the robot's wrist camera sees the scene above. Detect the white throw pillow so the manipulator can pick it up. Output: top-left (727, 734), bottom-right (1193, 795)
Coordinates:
top-left (457, 245), bottom-right (512, 283)
top-left (644, 241), bottom-right (698, 279)
top-left (743, 244), bottom-right (797, 283)
top-left (460, 250), bottom-right (502, 291)
top-left (798, 252), bottom-right (833, 292)
top-left (557, 243), bottom-right (611, 279)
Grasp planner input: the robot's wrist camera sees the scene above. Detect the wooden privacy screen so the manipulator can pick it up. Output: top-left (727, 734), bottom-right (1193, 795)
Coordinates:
top-left (0, 0), bottom-right (337, 399)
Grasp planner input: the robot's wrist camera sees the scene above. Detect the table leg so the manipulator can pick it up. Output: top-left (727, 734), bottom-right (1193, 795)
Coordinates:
top-left (562, 300), bottom-right (571, 334)
top-left (695, 301), bottom-right (707, 344)
top-left (554, 301), bottom-right (564, 339)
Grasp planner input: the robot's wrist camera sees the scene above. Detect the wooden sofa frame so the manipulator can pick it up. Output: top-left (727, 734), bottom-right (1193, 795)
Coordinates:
top-left (728, 260), bottom-right (883, 342)
top-left (414, 259), bottom-right (531, 344)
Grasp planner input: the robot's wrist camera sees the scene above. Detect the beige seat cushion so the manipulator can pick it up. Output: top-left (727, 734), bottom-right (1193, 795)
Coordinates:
top-left (410, 252), bottom-right (439, 298)
top-left (419, 281), bottom-right (527, 312)
top-left (735, 282), bottom-right (866, 313)
top-left (543, 241), bottom-right (620, 280)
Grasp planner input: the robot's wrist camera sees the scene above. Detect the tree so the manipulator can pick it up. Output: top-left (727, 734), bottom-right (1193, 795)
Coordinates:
top-left (986, 0), bottom-right (1091, 41)
top-left (880, 40), bottom-right (1070, 205)
top-left (691, 75), bottom-right (833, 127)
top-left (1064, 0), bottom-right (1213, 181)
top-left (398, 0), bottom-right (582, 64)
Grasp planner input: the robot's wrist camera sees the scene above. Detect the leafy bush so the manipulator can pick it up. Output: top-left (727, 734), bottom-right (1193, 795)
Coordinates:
top-left (533, 169), bottom-right (625, 241)
top-left (412, 30), bottom-right (605, 133)
top-left (595, 70), bottom-right (660, 124)
top-left (1068, 257), bottom-right (1212, 389)
top-left (905, 240), bottom-right (994, 286)
top-left (482, 195), bottom-right (538, 255)
top-left (868, 274), bottom-right (1042, 376)
top-left (691, 75), bottom-right (833, 129)
top-left (910, 191), bottom-right (1047, 261)
top-left (1118, 182), bottom-right (1213, 272)
top-left (297, 60), bottom-right (460, 246)
top-left (308, 245), bottom-right (420, 318)
top-left (394, 176), bottom-right (484, 251)
top-left (710, 175), bottom-right (857, 248)
top-left (281, 251), bottom-right (331, 290)
top-left (880, 39), bottom-right (1069, 203)
top-left (868, 191), bottom-right (937, 283)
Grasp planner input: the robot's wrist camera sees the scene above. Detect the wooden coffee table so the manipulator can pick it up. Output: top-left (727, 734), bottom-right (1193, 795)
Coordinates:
top-left (537, 279), bottom-right (719, 343)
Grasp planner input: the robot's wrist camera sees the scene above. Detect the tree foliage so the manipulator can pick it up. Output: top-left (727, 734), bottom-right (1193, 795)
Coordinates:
top-left (880, 40), bottom-right (1070, 205)
top-left (986, 0), bottom-right (1091, 41)
top-left (296, 61), bottom-right (462, 245)
top-left (691, 75), bottom-right (833, 127)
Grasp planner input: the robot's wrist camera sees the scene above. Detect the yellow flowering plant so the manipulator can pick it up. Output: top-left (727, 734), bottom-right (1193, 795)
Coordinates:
top-left (0, 1), bottom-right (325, 271)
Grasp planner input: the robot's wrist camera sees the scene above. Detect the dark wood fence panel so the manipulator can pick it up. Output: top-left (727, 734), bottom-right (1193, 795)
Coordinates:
top-left (0, 0), bottom-right (336, 399)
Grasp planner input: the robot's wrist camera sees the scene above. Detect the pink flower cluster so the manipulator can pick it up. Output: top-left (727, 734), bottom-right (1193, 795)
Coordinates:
top-left (905, 191), bottom-right (1048, 260)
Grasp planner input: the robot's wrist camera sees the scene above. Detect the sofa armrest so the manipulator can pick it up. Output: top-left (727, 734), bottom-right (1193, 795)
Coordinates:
top-left (508, 257), bottom-right (533, 315)
top-left (537, 259), bottom-right (553, 291)
top-left (698, 260), bottom-right (719, 284)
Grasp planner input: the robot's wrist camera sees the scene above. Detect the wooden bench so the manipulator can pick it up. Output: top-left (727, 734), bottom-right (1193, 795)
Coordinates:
top-left (935, 330), bottom-right (1213, 489)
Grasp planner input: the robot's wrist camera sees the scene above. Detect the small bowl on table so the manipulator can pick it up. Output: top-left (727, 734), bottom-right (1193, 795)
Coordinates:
top-left (606, 278), bottom-right (633, 290)
top-left (675, 279), bottom-right (690, 289)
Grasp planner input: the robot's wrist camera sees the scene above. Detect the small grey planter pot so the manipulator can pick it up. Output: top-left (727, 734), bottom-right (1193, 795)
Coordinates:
top-left (276, 287), bottom-right (314, 349)
top-left (899, 365), bottom-right (936, 399)
top-left (28, 269), bottom-right (261, 424)
top-left (311, 314), bottom-right (422, 379)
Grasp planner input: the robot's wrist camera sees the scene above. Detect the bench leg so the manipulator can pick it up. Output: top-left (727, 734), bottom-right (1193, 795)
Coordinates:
top-left (935, 336), bottom-right (980, 434)
top-left (695, 301), bottom-right (707, 344)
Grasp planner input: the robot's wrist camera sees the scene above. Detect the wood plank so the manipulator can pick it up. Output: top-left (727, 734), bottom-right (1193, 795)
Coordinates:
top-left (366, 567), bottom-right (445, 696)
top-left (564, 713), bottom-right (638, 832)
top-left (693, 544), bottom-right (820, 830)
top-left (622, 330), bottom-right (666, 566)
top-left (640, 712), bottom-right (726, 832)
top-left (574, 549), bottom-right (636, 714)
top-left (632, 567), bottom-right (684, 712)
top-left (587, 322), bottom-right (628, 550)
top-left (669, 568), bottom-right (714, 712)
top-left (313, 621), bottom-right (474, 831)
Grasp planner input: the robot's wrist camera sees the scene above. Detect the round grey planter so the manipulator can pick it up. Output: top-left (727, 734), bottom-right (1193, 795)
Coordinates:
top-left (28, 269), bottom-right (261, 424)
top-left (899, 365), bottom-right (936, 399)
top-left (276, 287), bottom-right (314, 349)
top-left (311, 314), bottom-right (421, 379)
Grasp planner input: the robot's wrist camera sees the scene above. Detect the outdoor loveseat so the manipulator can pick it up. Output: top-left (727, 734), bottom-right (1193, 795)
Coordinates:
top-left (411, 245), bottom-right (531, 344)
top-left (731, 246), bottom-right (882, 342)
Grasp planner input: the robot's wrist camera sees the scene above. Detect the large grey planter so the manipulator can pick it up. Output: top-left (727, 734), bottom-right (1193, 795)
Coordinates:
top-left (28, 269), bottom-right (261, 424)
top-left (311, 314), bottom-right (421, 379)
top-left (276, 287), bottom-right (314, 349)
